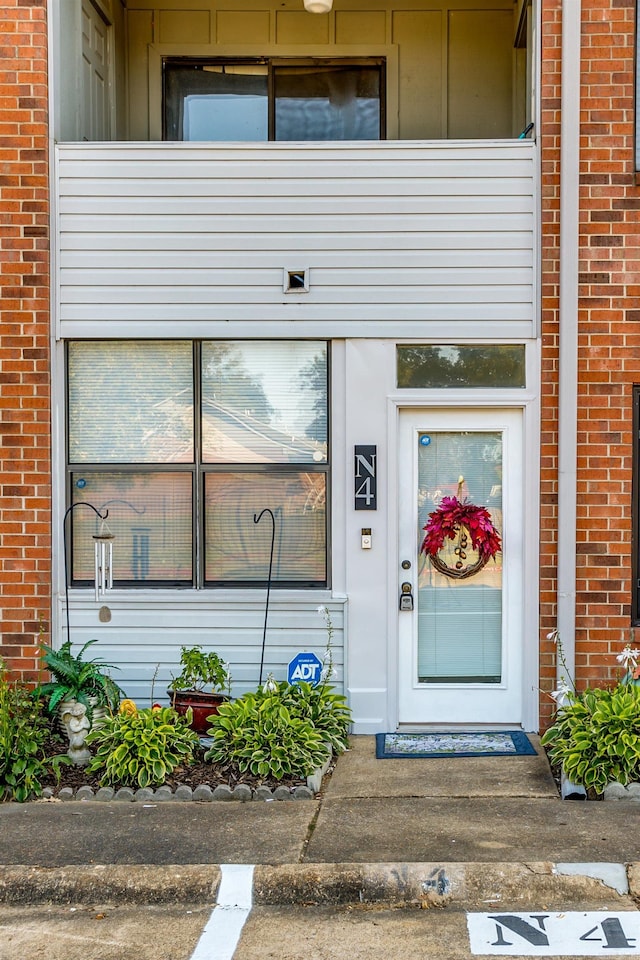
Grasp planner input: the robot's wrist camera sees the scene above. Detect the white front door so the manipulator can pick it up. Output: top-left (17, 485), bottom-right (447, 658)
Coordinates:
top-left (398, 407), bottom-right (524, 726)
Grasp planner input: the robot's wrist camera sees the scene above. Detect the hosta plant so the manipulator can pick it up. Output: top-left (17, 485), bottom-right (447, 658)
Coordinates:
top-left (0, 661), bottom-right (69, 802)
top-left (205, 686), bottom-right (329, 780)
top-left (541, 683), bottom-right (640, 794)
top-left (85, 704), bottom-right (199, 788)
top-left (267, 680), bottom-right (351, 755)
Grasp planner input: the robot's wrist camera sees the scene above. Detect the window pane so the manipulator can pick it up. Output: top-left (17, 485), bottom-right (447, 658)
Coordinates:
top-left (164, 63), bottom-right (268, 141)
top-left (201, 341), bottom-right (327, 464)
top-left (205, 472), bottom-right (326, 584)
top-left (68, 341), bottom-right (194, 463)
top-left (70, 472), bottom-right (192, 583)
top-left (274, 65), bottom-right (381, 140)
top-left (397, 345), bottom-right (526, 388)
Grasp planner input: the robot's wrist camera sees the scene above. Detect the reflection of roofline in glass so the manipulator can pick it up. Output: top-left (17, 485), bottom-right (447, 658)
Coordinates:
top-left (202, 397), bottom-right (327, 464)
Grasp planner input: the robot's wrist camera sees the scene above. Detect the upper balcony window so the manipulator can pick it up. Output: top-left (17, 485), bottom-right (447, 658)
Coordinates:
top-left (163, 58), bottom-right (385, 141)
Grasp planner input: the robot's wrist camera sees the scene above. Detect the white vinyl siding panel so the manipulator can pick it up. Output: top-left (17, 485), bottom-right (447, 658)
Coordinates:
top-left (55, 140), bottom-right (536, 339)
top-left (62, 595), bottom-right (346, 705)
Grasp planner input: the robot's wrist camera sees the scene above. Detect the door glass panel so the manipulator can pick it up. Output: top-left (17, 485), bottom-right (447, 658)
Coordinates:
top-left (417, 431), bottom-right (503, 683)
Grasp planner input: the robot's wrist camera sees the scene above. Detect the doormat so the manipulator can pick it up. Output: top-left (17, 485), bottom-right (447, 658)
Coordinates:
top-left (375, 731), bottom-right (537, 759)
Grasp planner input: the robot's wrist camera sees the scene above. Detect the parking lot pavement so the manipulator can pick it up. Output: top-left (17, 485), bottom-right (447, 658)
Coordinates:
top-left (4, 898), bottom-right (640, 960)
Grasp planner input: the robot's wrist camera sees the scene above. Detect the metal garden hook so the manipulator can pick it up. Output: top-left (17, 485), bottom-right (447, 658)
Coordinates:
top-left (253, 507), bottom-right (276, 687)
top-left (63, 502), bottom-right (109, 646)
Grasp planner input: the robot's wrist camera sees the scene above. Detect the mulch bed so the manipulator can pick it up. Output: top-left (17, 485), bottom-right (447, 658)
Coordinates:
top-left (39, 732), bottom-right (310, 796)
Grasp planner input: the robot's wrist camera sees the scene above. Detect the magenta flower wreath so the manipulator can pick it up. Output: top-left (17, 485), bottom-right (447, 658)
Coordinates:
top-left (420, 481), bottom-right (502, 580)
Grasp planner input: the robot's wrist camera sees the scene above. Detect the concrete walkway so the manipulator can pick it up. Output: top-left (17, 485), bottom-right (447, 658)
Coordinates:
top-left (1, 735), bottom-right (639, 906)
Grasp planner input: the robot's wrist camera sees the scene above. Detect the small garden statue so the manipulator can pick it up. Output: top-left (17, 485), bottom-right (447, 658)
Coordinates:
top-left (60, 699), bottom-right (91, 766)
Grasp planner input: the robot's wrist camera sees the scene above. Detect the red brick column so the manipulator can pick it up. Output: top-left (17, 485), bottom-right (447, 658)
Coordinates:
top-left (575, 0), bottom-right (637, 688)
top-left (539, 0), bottom-right (638, 727)
top-left (0, 0), bottom-right (50, 682)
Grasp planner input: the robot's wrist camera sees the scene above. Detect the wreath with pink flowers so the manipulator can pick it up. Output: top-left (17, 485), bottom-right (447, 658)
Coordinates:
top-left (420, 494), bottom-right (502, 580)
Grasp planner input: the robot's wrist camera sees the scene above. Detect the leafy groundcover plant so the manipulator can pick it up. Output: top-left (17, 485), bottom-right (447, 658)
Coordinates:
top-left (205, 680), bottom-right (351, 780)
top-left (85, 704), bottom-right (199, 788)
top-left (541, 681), bottom-right (640, 795)
top-left (0, 662), bottom-right (69, 802)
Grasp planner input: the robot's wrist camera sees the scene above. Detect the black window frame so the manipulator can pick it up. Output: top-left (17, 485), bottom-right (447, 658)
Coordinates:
top-left (162, 56), bottom-right (387, 142)
top-left (66, 339), bottom-right (330, 591)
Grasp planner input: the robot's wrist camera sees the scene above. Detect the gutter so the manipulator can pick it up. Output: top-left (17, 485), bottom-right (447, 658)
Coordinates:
top-left (556, 0), bottom-right (581, 684)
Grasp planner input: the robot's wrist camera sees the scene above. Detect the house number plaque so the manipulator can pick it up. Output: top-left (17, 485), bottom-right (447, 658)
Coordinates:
top-left (354, 445), bottom-right (377, 510)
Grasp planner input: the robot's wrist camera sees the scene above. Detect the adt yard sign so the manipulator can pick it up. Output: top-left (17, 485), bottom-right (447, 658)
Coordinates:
top-left (288, 652), bottom-right (323, 687)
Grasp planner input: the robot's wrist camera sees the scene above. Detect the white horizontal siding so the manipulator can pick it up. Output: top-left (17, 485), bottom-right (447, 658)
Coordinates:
top-left (55, 139), bottom-right (536, 338)
top-left (61, 594), bottom-right (346, 707)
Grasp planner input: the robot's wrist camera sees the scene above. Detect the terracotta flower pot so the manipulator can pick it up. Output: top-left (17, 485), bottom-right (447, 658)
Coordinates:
top-left (168, 689), bottom-right (226, 735)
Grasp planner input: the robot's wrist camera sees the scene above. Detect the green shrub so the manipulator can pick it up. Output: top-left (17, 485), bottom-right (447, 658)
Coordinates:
top-left (541, 682), bottom-right (640, 793)
top-left (0, 663), bottom-right (69, 802)
top-left (205, 685), bottom-right (329, 779)
top-left (85, 705), bottom-right (199, 788)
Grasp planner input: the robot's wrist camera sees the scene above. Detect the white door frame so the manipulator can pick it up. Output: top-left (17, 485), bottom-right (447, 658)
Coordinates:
top-left (385, 394), bottom-right (540, 732)
top-left (398, 406), bottom-right (522, 725)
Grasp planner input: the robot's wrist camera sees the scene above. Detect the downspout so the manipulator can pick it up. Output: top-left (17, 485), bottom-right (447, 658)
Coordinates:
top-left (556, 0), bottom-right (581, 686)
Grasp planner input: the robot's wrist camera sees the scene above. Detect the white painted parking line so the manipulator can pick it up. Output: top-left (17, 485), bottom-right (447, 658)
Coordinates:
top-left (190, 864), bottom-right (255, 960)
top-left (467, 911), bottom-right (640, 956)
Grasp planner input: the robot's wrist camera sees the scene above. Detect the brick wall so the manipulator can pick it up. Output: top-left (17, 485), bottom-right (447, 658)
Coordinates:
top-left (539, 0), bottom-right (638, 726)
top-left (0, 0), bottom-right (50, 682)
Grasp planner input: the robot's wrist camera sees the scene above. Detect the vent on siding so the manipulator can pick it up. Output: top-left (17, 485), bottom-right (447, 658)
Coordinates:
top-left (284, 268), bottom-right (309, 294)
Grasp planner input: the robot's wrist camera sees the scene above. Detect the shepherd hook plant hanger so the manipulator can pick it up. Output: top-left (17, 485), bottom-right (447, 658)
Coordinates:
top-left (254, 507), bottom-right (277, 686)
top-left (63, 502), bottom-right (111, 646)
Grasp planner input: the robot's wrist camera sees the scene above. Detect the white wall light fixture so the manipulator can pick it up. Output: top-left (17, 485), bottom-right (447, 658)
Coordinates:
top-left (303, 0), bottom-right (333, 12)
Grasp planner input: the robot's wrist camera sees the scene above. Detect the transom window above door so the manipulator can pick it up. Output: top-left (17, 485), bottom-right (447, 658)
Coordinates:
top-left (163, 58), bottom-right (385, 141)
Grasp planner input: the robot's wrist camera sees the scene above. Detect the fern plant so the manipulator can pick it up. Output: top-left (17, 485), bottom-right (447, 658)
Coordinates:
top-left (34, 639), bottom-right (124, 721)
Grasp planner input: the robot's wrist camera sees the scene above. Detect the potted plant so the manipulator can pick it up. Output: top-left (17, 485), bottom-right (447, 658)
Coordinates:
top-left (168, 645), bottom-right (230, 734)
top-left (34, 639), bottom-right (124, 739)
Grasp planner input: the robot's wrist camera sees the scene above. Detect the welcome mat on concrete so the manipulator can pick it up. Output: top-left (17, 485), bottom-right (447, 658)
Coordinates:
top-left (375, 731), bottom-right (537, 759)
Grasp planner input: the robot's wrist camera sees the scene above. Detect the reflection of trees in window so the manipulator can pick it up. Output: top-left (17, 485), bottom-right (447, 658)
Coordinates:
top-left (202, 343), bottom-right (272, 423)
top-left (397, 345), bottom-right (526, 389)
top-left (67, 339), bottom-right (329, 588)
top-left (68, 341), bottom-right (193, 463)
top-left (299, 351), bottom-right (328, 443)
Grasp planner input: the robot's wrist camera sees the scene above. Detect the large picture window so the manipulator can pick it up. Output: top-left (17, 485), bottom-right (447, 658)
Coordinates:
top-left (163, 58), bottom-right (385, 142)
top-left (67, 340), bottom-right (329, 588)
